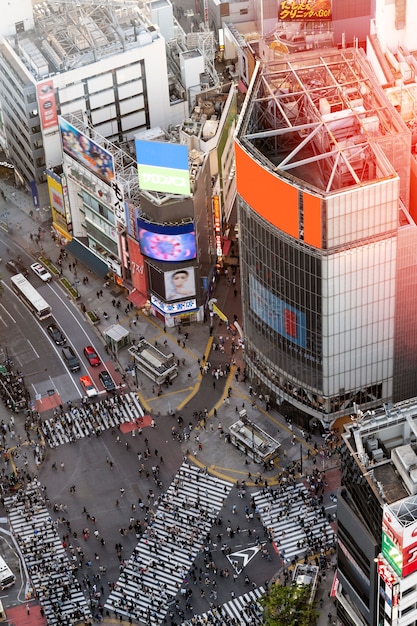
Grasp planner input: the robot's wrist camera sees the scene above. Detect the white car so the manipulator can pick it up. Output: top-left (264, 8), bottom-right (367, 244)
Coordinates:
top-left (30, 262), bottom-right (51, 282)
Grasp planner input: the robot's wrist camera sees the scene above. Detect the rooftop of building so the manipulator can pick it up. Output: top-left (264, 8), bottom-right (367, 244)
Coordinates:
top-left (9, 1), bottom-right (160, 80)
top-left (342, 397), bottom-right (417, 507)
top-left (237, 47), bottom-right (408, 195)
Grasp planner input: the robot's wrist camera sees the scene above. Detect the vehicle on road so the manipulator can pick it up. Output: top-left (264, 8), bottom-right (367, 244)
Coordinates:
top-left (31, 261), bottom-right (51, 282)
top-left (80, 375), bottom-right (98, 397)
top-left (6, 259), bottom-right (29, 278)
top-left (99, 370), bottom-right (116, 392)
top-left (62, 345), bottom-right (80, 372)
top-left (47, 322), bottom-right (66, 345)
top-left (10, 273), bottom-right (52, 320)
top-left (84, 345), bottom-right (101, 367)
top-left (0, 556), bottom-right (15, 590)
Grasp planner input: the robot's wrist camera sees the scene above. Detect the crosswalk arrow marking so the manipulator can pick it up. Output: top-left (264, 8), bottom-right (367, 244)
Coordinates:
top-left (227, 546), bottom-right (261, 572)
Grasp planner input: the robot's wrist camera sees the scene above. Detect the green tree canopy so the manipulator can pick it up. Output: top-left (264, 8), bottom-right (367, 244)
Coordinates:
top-left (260, 581), bottom-right (319, 626)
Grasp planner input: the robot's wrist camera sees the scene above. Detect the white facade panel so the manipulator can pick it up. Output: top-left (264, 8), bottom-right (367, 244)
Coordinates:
top-left (60, 100), bottom-right (86, 115)
top-left (87, 73), bottom-right (114, 93)
top-left (116, 63), bottom-right (142, 83)
top-left (89, 89), bottom-right (116, 110)
top-left (118, 80), bottom-right (143, 100)
top-left (322, 238), bottom-right (396, 397)
top-left (119, 96), bottom-right (144, 116)
top-left (58, 83), bottom-right (85, 103)
top-left (121, 111), bottom-right (147, 132)
top-left (91, 105), bottom-right (117, 125)
top-left (326, 177), bottom-right (399, 248)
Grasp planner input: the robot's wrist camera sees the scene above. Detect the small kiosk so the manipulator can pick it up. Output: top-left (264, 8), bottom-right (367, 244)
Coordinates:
top-left (103, 324), bottom-right (131, 354)
top-left (228, 410), bottom-right (281, 464)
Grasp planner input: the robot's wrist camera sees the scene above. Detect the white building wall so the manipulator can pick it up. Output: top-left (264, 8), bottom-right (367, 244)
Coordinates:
top-left (322, 236), bottom-right (396, 398)
top-left (374, 0), bottom-right (417, 53)
top-left (0, 0), bottom-right (33, 37)
top-left (41, 39), bottom-right (171, 170)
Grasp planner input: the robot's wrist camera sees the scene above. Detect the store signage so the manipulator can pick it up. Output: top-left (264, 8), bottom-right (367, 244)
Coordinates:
top-left (278, 0), bottom-right (332, 21)
top-left (213, 195), bottom-right (222, 256)
top-left (377, 558), bottom-right (397, 589)
top-left (382, 503), bottom-right (417, 577)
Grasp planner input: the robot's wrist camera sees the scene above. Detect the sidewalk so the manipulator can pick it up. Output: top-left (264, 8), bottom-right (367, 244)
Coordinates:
top-left (1, 177), bottom-right (341, 625)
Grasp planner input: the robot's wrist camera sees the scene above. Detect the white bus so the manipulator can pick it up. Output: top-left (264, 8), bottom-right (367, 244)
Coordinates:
top-left (0, 556), bottom-right (15, 590)
top-left (10, 273), bottom-right (52, 320)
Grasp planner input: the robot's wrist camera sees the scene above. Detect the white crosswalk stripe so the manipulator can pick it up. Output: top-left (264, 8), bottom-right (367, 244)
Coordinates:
top-left (4, 479), bottom-right (92, 625)
top-left (41, 392), bottom-right (144, 447)
top-left (105, 463), bottom-right (233, 624)
top-left (252, 482), bottom-right (335, 564)
top-left (181, 587), bottom-right (265, 625)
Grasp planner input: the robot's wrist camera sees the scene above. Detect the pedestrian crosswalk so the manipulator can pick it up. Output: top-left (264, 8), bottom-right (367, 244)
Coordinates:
top-left (105, 463), bottom-right (233, 624)
top-left (252, 482), bottom-right (335, 564)
top-left (181, 587), bottom-right (265, 625)
top-left (41, 392), bottom-right (144, 447)
top-left (4, 479), bottom-right (92, 626)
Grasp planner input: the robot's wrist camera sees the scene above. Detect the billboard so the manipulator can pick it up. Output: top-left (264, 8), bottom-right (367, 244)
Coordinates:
top-left (59, 117), bottom-right (115, 185)
top-left (37, 80), bottom-right (58, 130)
top-left (278, 0), bottom-right (332, 21)
top-left (164, 267), bottom-right (196, 301)
top-left (382, 503), bottom-right (417, 578)
top-left (135, 140), bottom-right (190, 195)
top-left (249, 274), bottom-right (306, 348)
top-left (137, 219), bottom-right (196, 262)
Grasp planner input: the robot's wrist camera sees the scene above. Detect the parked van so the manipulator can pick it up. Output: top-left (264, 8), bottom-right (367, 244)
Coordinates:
top-left (0, 556), bottom-right (15, 590)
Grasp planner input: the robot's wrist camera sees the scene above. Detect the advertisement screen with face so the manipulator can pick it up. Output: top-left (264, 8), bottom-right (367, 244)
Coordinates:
top-left (164, 267), bottom-right (196, 301)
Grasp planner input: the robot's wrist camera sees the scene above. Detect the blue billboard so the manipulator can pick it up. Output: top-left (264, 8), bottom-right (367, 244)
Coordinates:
top-left (249, 274), bottom-right (306, 348)
top-left (135, 140), bottom-right (190, 195)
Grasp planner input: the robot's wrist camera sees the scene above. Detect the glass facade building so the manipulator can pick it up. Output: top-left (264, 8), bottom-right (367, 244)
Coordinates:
top-left (235, 48), bottom-right (415, 428)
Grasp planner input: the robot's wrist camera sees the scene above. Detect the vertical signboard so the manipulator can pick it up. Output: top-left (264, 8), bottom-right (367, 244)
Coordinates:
top-left (212, 195), bottom-right (222, 256)
top-left (37, 80), bottom-right (59, 131)
top-left (382, 503), bottom-right (417, 577)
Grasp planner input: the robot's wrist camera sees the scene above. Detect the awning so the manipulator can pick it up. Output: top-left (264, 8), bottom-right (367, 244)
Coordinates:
top-left (127, 290), bottom-right (148, 308)
top-left (66, 239), bottom-right (109, 278)
top-left (222, 238), bottom-right (231, 256)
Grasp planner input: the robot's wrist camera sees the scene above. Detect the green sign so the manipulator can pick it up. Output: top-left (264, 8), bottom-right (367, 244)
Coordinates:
top-left (382, 531), bottom-right (402, 577)
top-left (138, 164), bottom-right (191, 195)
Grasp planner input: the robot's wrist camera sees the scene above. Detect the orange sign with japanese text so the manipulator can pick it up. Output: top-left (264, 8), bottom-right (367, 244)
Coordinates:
top-left (278, 0), bottom-right (332, 21)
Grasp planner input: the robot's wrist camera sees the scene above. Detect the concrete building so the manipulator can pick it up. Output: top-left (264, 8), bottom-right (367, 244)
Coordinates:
top-left (234, 47), bottom-right (415, 429)
top-left (0, 0), bottom-right (187, 202)
top-left (338, 399), bottom-right (417, 626)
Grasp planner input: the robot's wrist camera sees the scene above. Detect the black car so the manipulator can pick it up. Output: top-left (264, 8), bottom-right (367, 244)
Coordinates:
top-left (6, 259), bottom-right (29, 278)
top-left (99, 370), bottom-right (116, 392)
top-left (62, 345), bottom-right (80, 372)
top-left (47, 322), bottom-right (66, 346)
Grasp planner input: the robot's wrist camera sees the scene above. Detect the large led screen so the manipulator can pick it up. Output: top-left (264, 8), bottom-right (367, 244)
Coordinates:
top-left (135, 140), bottom-right (190, 195)
top-left (59, 117), bottom-right (115, 184)
top-left (164, 267), bottom-right (196, 300)
top-left (137, 219), bottom-right (196, 262)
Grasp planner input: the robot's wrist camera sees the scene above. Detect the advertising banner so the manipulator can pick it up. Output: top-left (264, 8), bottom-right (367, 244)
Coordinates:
top-left (249, 273), bottom-right (306, 348)
top-left (37, 80), bottom-right (58, 130)
top-left (278, 0), bottom-right (332, 21)
top-left (137, 219), bottom-right (196, 262)
top-left (382, 503), bottom-right (417, 578)
top-left (164, 267), bottom-right (196, 301)
top-left (59, 117), bottom-right (115, 185)
top-left (135, 140), bottom-right (190, 195)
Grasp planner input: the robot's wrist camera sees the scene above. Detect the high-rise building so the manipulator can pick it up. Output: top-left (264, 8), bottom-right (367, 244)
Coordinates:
top-left (338, 401), bottom-right (417, 626)
top-left (235, 47), bottom-right (415, 429)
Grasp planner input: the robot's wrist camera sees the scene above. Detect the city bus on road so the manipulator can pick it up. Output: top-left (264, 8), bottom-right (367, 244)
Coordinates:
top-left (0, 556), bottom-right (15, 590)
top-left (10, 273), bottom-right (52, 320)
